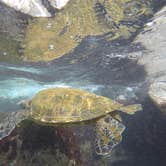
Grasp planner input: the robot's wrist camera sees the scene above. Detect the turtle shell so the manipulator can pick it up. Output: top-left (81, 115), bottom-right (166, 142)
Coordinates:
top-left (30, 88), bottom-right (122, 124)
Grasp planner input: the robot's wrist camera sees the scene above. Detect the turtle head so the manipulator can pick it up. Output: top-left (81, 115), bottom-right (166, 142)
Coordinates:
top-left (17, 99), bottom-right (32, 110)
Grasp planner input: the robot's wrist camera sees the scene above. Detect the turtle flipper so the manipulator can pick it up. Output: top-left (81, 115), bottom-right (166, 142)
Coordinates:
top-left (95, 115), bottom-right (125, 155)
top-left (0, 111), bottom-right (28, 140)
top-left (119, 104), bottom-right (142, 115)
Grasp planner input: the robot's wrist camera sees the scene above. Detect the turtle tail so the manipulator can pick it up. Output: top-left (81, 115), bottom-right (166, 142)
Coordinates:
top-left (119, 104), bottom-right (142, 115)
top-left (0, 110), bottom-right (28, 140)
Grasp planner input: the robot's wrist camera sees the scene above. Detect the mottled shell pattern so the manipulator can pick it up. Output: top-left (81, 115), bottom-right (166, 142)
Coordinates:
top-left (30, 88), bottom-right (124, 124)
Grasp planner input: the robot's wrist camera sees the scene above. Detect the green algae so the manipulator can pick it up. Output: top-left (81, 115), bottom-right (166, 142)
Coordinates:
top-left (0, 35), bottom-right (22, 63)
top-left (23, 0), bottom-right (153, 62)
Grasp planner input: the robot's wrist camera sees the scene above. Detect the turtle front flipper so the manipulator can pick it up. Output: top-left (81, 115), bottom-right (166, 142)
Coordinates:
top-left (95, 115), bottom-right (125, 155)
top-left (0, 110), bottom-right (28, 140)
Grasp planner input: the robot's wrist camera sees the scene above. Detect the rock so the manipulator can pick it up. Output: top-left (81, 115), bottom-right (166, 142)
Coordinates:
top-left (0, 120), bottom-right (94, 165)
top-left (128, 6), bottom-right (166, 109)
top-left (0, 111), bottom-right (28, 140)
top-left (0, 1), bottom-right (29, 41)
top-left (0, 1), bottom-right (29, 62)
top-left (48, 0), bottom-right (70, 9)
top-left (148, 82), bottom-right (166, 113)
top-left (133, 6), bottom-right (166, 83)
top-left (22, 0), bottom-right (153, 61)
top-left (0, 0), bottom-right (51, 17)
top-left (0, 0), bottom-right (70, 17)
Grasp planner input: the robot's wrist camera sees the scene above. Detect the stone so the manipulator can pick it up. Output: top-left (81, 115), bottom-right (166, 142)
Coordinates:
top-left (149, 82), bottom-right (166, 113)
top-left (23, 0), bottom-right (153, 61)
top-left (0, 1), bottom-right (29, 62)
top-left (0, 0), bottom-right (51, 17)
top-left (0, 0), bottom-right (70, 17)
top-left (48, 0), bottom-right (70, 9)
top-left (127, 6), bottom-right (166, 110)
top-left (133, 6), bottom-right (166, 83)
top-left (124, 6), bottom-right (166, 112)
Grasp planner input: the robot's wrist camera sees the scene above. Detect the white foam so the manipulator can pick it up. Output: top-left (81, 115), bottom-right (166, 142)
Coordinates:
top-left (0, 64), bottom-right (42, 74)
top-left (0, 77), bottom-right (103, 100)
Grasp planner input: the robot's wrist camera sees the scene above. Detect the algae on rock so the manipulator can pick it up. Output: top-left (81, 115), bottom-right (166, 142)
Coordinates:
top-left (23, 0), bottom-right (153, 62)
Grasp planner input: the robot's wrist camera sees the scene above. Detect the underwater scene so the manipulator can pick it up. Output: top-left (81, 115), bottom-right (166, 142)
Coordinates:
top-left (0, 0), bottom-right (166, 165)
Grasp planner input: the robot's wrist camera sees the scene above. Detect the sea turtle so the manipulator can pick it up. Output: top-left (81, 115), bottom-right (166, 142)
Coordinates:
top-left (0, 87), bottom-right (142, 155)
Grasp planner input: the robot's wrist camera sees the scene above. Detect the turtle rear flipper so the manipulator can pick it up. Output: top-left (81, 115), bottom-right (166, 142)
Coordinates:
top-left (119, 104), bottom-right (142, 115)
top-left (95, 115), bottom-right (125, 155)
top-left (0, 111), bottom-right (28, 140)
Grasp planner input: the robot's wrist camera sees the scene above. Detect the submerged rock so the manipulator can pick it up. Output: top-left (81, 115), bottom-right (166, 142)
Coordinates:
top-left (22, 0), bottom-right (153, 61)
top-left (0, 0), bottom-right (70, 17)
top-left (48, 0), bottom-right (70, 9)
top-left (0, 121), bottom-right (85, 165)
top-left (149, 82), bottom-right (166, 113)
top-left (133, 6), bottom-right (166, 83)
top-left (0, 2), bottom-right (29, 62)
top-left (1, 0), bottom-right (51, 17)
top-left (128, 6), bottom-right (166, 108)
